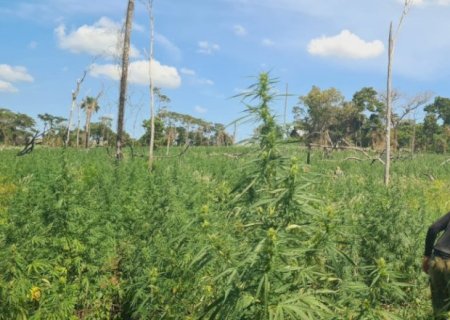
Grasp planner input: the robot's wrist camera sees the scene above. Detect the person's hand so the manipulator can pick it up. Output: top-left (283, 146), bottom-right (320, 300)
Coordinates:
top-left (422, 256), bottom-right (430, 274)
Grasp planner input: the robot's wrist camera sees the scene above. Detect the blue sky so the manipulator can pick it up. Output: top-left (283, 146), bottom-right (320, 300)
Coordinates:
top-left (1, 0), bottom-right (450, 140)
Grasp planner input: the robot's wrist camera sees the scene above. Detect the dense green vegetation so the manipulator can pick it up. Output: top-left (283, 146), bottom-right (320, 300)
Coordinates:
top-left (0, 145), bottom-right (449, 319)
top-left (1, 73), bottom-right (449, 319)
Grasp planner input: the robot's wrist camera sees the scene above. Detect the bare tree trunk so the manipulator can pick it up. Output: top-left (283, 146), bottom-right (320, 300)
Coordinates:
top-left (1, 128), bottom-right (8, 145)
top-left (84, 110), bottom-right (92, 148)
top-left (76, 103), bottom-right (81, 148)
top-left (166, 116), bottom-right (173, 155)
top-left (385, 1), bottom-right (412, 186)
top-left (116, 0), bottom-right (135, 160)
top-left (385, 22), bottom-right (393, 187)
top-left (67, 96), bottom-right (77, 146)
top-left (385, 0), bottom-right (412, 186)
top-left (166, 128), bottom-right (171, 155)
top-left (233, 122), bottom-right (237, 145)
top-left (147, 0), bottom-right (156, 170)
top-left (411, 118), bottom-right (416, 155)
top-left (66, 71), bottom-right (86, 146)
top-left (185, 122), bottom-right (190, 146)
top-left (283, 83), bottom-right (288, 139)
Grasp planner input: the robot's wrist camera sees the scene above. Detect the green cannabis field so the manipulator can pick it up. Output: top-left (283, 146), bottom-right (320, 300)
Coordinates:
top-left (1, 75), bottom-right (449, 319)
top-left (0, 147), bottom-right (449, 319)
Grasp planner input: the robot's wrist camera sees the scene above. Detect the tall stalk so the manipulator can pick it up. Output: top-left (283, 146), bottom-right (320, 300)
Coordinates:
top-left (116, 0), bottom-right (135, 160)
top-left (147, 0), bottom-right (155, 170)
top-left (66, 71), bottom-right (86, 146)
top-left (384, 0), bottom-right (412, 186)
top-left (76, 103), bottom-right (81, 148)
top-left (385, 23), bottom-right (393, 186)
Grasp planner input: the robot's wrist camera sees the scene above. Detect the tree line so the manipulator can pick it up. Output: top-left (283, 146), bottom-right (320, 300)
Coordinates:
top-left (0, 100), bottom-right (233, 149)
top-left (292, 86), bottom-right (450, 154)
top-left (1, 86), bottom-right (449, 153)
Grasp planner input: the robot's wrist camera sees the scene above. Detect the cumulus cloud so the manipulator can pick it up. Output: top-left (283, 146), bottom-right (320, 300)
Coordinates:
top-left (261, 38), bottom-right (275, 47)
top-left (89, 60), bottom-right (181, 89)
top-left (197, 41), bottom-right (220, 55)
top-left (55, 17), bottom-right (140, 58)
top-left (0, 64), bottom-right (33, 93)
top-left (0, 64), bottom-right (34, 83)
top-left (233, 24), bottom-right (248, 36)
top-left (0, 80), bottom-right (18, 93)
top-left (195, 105), bottom-right (207, 114)
top-left (307, 30), bottom-right (384, 59)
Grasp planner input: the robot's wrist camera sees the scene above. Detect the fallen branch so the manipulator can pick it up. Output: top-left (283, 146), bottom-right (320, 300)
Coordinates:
top-left (423, 173), bottom-right (435, 181)
top-left (371, 157), bottom-right (386, 166)
top-left (155, 144), bottom-right (190, 159)
top-left (17, 131), bottom-right (45, 156)
top-left (440, 158), bottom-right (450, 166)
top-left (344, 157), bottom-right (363, 161)
top-left (309, 142), bottom-right (385, 165)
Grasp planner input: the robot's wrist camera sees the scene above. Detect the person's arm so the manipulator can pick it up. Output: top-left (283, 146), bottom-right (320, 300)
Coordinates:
top-left (423, 211), bottom-right (450, 273)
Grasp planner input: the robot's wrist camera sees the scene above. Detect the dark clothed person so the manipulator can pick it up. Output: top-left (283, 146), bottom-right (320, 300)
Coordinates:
top-left (423, 211), bottom-right (450, 319)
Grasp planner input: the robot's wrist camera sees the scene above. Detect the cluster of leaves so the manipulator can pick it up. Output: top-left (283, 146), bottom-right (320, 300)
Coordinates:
top-left (0, 108), bottom-right (36, 146)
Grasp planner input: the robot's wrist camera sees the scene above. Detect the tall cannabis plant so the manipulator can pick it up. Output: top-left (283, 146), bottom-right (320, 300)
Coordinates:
top-left (202, 73), bottom-right (333, 319)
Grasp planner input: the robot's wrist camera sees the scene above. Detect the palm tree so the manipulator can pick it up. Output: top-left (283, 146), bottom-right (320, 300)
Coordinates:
top-left (81, 96), bottom-right (100, 148)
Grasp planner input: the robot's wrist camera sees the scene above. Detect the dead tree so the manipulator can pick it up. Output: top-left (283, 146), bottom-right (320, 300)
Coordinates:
top-left (116, 0), bottom-right (135, 160)
top-left (385, 0), bottom-right (412, 186)
top-left (146, 0), bottom-right (156, 170)
top-left (66, 70), bottom-right (87, 146)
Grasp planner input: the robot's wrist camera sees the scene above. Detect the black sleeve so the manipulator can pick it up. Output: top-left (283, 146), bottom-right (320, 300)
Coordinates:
top-left (424, 211), bottom-right (450, 257)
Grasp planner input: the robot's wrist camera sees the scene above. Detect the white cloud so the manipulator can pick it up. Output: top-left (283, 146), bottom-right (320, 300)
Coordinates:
top-left (89, 60), bottom-right (181, 89)
top-left (55, 17), bottom-right (140, 58)
top-left (233, 24), bottom-right (248, 36)
top-left (0, 64), bottom-right (34, 83)
top-left (180, 68), bottom-right (196, 76)
top-left (0, 64), bottom-right (33, 93)
top-left (0, 80), bottom-right (18, 93)
top-left (195, 105), bottom-right (207, 114)
top-left (197, 41), bottom-right (220, 55)
top-left (307, 30), bottom-right (384, 59)
top-left (261, 38), bottom-right (275, 47)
